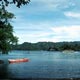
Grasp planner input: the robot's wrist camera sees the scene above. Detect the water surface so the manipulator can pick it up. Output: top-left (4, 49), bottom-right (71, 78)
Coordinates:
top-left (0, 51), bottom-right (80, 79)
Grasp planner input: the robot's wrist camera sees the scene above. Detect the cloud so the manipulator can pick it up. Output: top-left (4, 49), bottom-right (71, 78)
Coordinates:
top-left (31, 0), bottom-right (76, 12)
top-left (64, 12), bottom-right (80, 18)
top-left (51, 25), bottom-right (80, 41)
top-left (14, 25), bottom-right (80, 43)
top-left (6, 0), bottom-right (80, 43)
top-left (14, 31), bottom-right (53, 43)
top-left (6, 0), bottom-right (76, 15)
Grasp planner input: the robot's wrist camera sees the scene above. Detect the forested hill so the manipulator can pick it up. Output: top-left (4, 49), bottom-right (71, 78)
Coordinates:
top-left (12, 41), bottom-right (80, 51)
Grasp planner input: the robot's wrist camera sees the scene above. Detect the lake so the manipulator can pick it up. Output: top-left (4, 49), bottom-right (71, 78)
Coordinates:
top-left (0, 50), bottom-right (80, 79)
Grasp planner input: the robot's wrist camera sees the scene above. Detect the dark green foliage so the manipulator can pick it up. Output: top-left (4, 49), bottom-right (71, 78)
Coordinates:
top-left (0, 21), bottom-right (18, 54)
top-left (12, 41), bottom-right (80, 51)
top-left (0, 8), bottom-right (18, 54)
top-left (0, 0), bottom-right (30, 54)
top-left (0, 0), bottom-right (30, 8)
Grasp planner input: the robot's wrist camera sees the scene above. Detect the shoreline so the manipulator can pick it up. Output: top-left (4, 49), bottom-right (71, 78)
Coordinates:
top-left (0, 78), bottom-right (80, 80)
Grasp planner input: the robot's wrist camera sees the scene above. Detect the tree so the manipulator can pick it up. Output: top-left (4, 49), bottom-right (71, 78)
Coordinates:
top-left (0, 6), bottom-right (18, 54)
top-left (0, 0), bottom-right (30, 54)
top-left (0, 0), bottom-right (30, 22)
top-left (0, 20), bottom-right (18, 54)
top-left (0, 0), bottom-right (30, 8)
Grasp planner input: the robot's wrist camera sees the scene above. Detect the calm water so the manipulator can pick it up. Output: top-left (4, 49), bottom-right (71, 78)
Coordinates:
top-left (0, 51), bottom-right (80, 79)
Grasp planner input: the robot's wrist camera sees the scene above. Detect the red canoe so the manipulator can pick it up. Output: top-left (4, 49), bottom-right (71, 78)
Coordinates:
top-left (8, 58), bottom-right (29, 63)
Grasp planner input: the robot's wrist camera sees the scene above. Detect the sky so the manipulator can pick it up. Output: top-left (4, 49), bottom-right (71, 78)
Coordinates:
top-left (6, 0), bottom-right (80, 44)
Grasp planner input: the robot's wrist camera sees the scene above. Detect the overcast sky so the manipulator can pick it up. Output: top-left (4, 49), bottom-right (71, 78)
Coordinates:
top-left (7, 0), bottom-right (80, 43)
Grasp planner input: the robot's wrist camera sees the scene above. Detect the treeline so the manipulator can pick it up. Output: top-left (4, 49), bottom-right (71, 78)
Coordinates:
top-left (12, 41), bottom-right (80, 51)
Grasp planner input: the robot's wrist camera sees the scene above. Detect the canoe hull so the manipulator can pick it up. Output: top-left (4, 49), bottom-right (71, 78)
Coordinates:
top-left (8, 58), bottom-right (29, 63)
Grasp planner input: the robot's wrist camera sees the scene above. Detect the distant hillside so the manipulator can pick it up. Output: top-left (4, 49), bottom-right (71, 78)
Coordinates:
top-left (12, 41), bottom-right (80, 51)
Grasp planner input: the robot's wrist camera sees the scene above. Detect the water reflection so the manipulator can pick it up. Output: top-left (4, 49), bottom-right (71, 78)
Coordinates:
top-left (0, 61), bottom-right (9, 78)
top-left (0, 51), bottom-right (80, 79)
